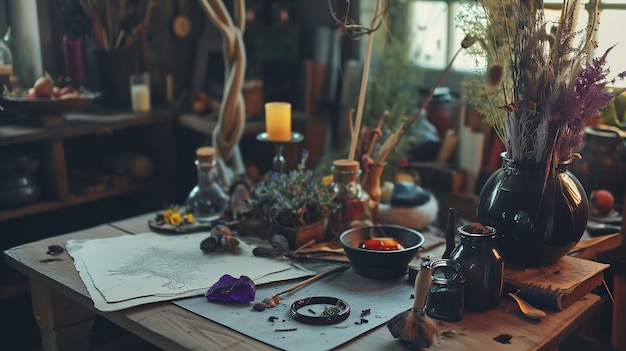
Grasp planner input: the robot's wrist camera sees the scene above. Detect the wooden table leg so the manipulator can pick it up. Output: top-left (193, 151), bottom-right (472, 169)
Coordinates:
top-left (613, 273), bottom-right (626, 351)
top-left (29, 280), bottom-right (96, 351)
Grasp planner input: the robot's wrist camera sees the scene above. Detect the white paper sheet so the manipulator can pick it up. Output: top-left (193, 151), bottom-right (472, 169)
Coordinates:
top-left (176, 267), bottom-right (416, 351)
top-left (66, 232), bottom-right (314, 311)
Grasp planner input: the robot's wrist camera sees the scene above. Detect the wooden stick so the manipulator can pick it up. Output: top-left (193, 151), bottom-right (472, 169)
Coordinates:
top-left (144, 0), bottom-right (154, 25)
top-left (114, 29), bottom-right (125, 48)
top-left (364, 112), bottom-right (387, 157)
top-left (275, 263), bottom-right (350, 297)
top-left (348, 0), bottom-right (382, 162)
top-left (373, 46), bottom-right (465, 166)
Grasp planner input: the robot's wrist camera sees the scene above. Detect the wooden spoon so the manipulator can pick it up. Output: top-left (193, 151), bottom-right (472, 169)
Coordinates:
top-left (508, 292), bottom-right (546, 320)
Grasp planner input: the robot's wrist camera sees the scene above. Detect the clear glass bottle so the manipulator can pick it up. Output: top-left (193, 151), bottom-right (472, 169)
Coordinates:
top-left (326, 159), bottom-right (372, 239)
top-left (186, 147), bottom-right (228, 222)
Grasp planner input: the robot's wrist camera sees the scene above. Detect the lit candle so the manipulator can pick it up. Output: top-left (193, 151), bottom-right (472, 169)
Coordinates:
top-left (265, 102), bottom-right (291, 141)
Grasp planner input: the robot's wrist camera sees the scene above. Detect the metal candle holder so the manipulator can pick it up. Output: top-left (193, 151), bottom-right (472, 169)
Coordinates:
top-left (256, 132), bottom-right (303, 173)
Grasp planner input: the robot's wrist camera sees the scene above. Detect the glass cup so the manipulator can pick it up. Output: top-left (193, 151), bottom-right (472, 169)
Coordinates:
top-left (129, 72), bottom-right (151, 112)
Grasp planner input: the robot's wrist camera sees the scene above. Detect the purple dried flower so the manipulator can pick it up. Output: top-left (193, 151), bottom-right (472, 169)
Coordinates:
top-left (205, 274), bottom-right (256, 304)
top-left (553, 45), bottom-right (626, 159)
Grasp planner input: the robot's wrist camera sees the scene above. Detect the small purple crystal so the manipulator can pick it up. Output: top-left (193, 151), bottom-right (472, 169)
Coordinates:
top-left (205, 274), bottom-right (256, 304)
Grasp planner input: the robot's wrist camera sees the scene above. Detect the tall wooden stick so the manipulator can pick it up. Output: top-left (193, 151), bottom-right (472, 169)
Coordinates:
top-left (347, 0), bottom-right (383, 162)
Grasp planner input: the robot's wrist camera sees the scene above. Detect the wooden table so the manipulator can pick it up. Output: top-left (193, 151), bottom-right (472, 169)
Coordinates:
top-left (4, 213), bottom-right (602, 351)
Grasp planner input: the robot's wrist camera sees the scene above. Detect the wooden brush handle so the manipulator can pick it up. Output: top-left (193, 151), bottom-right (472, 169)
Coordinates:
top-left (412, 262), bottom-right (432, 310)
top-left (277, 263), bottom-right (350, 296)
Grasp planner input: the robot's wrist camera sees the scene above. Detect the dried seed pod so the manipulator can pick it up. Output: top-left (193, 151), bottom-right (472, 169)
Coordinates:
top-left (253, 295), bottom-right (282, 312)
top-left (212, 224), bottom-right (239, 251)
top-left (200, 235), bottom-right (218, 253)
top-left (220, 235), bottom-right (240, 251)
top-left (212, 224), bottom-right (232, 238)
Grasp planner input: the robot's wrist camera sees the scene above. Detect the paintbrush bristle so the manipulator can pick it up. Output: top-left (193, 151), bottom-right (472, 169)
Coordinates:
top-left (387, 308), bottom-right (438, 348)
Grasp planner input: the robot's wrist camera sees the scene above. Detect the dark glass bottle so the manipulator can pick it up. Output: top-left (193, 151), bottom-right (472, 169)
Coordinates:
top-left (186, 147), bottom-right (228, 222)
top-left (424, 258), bottom-right (465, 321)
top-left (326, 159), bottom-right (372, 239)
top-left (450, 224), bottom-right (503, 310)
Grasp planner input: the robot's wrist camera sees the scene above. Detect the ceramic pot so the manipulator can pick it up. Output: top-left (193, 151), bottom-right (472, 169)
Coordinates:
top-left (477, 154), bottom-right (588, 268)
top-left (570, 125), bottom-right (626, 198)
top-left (280, 220), bottom-right (325, 249)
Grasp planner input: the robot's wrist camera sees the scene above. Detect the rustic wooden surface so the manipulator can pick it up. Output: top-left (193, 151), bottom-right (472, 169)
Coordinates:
top-left (3, 213), bottom-right (603, 351)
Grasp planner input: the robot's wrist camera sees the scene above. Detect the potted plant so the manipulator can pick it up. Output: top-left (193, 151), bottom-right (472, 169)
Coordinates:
top-left (254, 154), bottom-right (337, 249)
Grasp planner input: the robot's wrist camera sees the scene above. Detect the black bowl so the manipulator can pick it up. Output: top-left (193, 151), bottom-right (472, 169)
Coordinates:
top-left (339, 225), bottom-right (425, 279)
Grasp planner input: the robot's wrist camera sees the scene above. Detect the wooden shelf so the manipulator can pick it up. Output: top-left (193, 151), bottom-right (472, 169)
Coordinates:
top-left (0, 110), bottom-right (177, 223)
top-left (0, 111), bottom-right (174, 146)
top-left (0, 179), bottom-right (164, 221)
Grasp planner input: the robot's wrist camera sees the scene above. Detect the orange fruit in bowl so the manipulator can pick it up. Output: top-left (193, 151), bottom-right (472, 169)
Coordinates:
top-left (589, 190), bottom-right (614, 216)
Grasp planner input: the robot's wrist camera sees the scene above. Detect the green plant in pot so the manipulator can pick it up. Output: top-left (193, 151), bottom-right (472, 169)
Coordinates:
top-left (254, 154), bottom-right (338, 249)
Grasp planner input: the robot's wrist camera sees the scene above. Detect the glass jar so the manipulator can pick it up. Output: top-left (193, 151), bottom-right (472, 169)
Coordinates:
top-left (326, 159), bottom-right (372, 239)
top-left (424, 259), bottom-right (465, 321)
top-left (450, 224), bottom-right (504, 310)
top-left (186, 147), bottom-right (228, 222)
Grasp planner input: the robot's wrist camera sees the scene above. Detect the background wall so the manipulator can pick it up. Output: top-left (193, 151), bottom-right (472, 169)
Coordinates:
top-left (2, 0), bottom-right (357, 109)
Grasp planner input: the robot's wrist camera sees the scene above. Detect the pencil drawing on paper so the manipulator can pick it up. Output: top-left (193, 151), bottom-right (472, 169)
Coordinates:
top-left (109, 246), bottom-right (221, 290)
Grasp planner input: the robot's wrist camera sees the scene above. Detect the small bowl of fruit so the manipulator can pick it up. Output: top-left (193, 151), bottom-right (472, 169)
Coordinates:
top-left (339, 225), bottom-right (425, 279)
top-left (1, 72), bottom-right (99, 114)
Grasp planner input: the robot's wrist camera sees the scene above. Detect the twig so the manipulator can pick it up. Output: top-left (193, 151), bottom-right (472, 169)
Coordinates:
top-left (364, 112), bottom-right (387, 157)
top-left (106, 0), bottom-right (113, 48)
top-left (114, 29), bottom-right (125, 48)
top-left (101, 28), bottom-right (109, 51)
top-left (372, 37), bottom-right (475, 165)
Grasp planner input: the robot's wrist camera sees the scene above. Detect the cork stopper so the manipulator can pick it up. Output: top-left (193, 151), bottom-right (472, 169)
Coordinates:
top-left (196, 147), bottom-right (215, 163)
top-left (196, 147), bottom-right (216, 171)
top-left (332, 159), bottom-right (360, 172)
top-left (332, 159), bottom-right (360, 182)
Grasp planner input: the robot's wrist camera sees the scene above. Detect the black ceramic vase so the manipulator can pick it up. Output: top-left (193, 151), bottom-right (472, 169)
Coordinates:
top-left (477, 154), bottom-right (588, 268)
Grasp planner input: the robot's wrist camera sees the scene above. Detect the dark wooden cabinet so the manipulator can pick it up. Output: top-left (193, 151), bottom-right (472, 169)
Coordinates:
top-left (0, 110), bottom-right (177, 222)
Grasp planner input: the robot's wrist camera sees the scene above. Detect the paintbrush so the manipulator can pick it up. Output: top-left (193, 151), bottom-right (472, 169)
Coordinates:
top-left (387, 258), bottom-right (438, 348)
top-left (252, 263), bottom-right (350, 311)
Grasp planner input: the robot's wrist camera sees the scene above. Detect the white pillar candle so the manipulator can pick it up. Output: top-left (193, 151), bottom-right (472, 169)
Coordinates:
top-left (130, 73), bottom-right (151, 112)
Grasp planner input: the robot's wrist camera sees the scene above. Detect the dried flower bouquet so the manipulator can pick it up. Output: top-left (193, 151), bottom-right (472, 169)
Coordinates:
top-left (459, 0), bottom-right (626, 169)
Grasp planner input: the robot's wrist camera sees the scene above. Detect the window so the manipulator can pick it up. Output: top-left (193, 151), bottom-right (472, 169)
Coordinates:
top-left (409, 0), bottom-right (626, 88)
